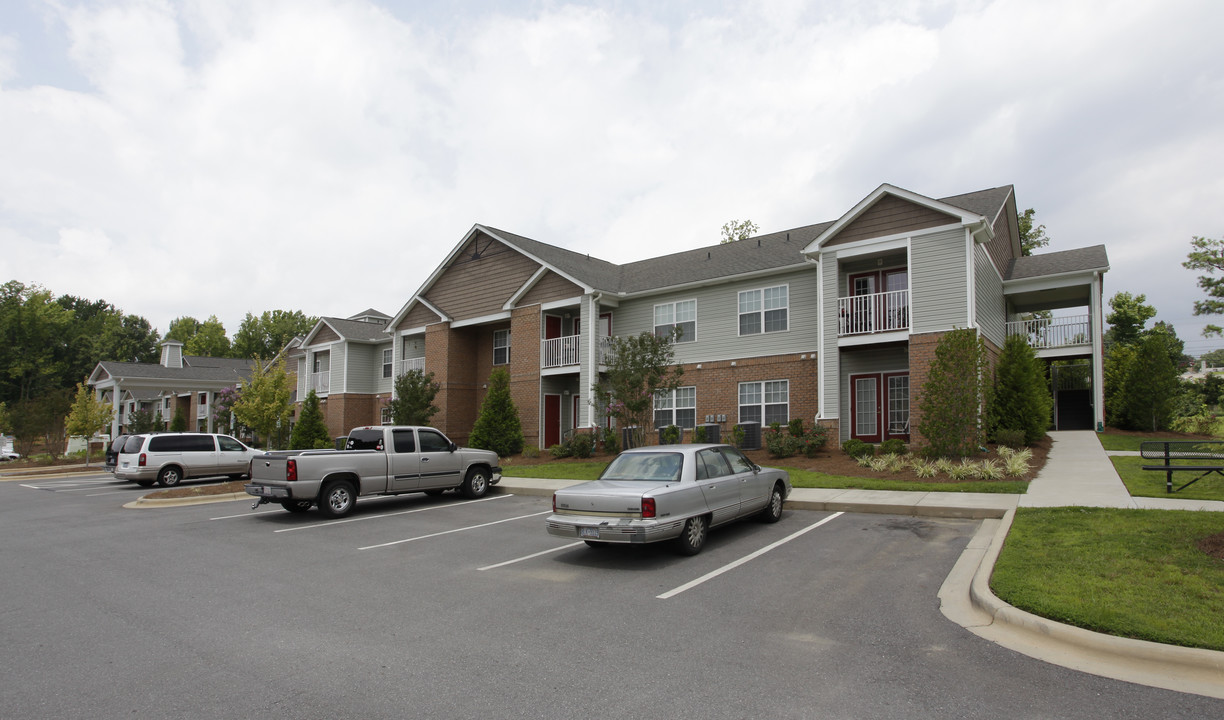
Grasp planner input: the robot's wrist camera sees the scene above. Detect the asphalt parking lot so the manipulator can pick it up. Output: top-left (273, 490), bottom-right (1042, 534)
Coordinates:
top-left (4, 473), bottom-right (1223, 719)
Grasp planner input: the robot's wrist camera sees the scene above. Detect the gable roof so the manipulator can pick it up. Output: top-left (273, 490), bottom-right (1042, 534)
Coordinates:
top-left (302, 316), bottom-right (391, 346)
top-left (90, 356), bottom-right (256, 385)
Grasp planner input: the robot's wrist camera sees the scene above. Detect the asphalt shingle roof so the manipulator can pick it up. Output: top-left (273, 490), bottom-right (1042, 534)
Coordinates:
top-left (321, 316), bottom-right (391, 343)
top-left (1005, 245), bottom-right (1110, 281)
top-left (96, 358), bottom-right (255, 383)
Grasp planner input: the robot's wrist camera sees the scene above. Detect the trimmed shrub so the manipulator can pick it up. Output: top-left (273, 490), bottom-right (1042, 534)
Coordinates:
top-left (917, 328), bottom-right (990, 458)
top-left (803, 425), bottom-right (830, 457)
top-left (570, 432), bottom-right (594, 459)
top-left (879, 438), bottom-right (907, 455)
top-left (601, 427), bottom-right (620, 455)
top-left (841, 438), bottom-right (875, 459)
top-left (989, 334), bottom-right (1052, 445)
top-left (549, 442), bottom-right (571, 459)
top-left (788, 418), bottom-right (805, 438)
top-left (995, 428), bottom-right (1026, 449)
top-left (469, 368), bottom-right (524, 457)
top-left (765, 426), bottom-right (805, 458)
top-left (660, 424), bottom-right (681, 445)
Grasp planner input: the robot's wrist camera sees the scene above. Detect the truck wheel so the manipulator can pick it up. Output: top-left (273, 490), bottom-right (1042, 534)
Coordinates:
top-left (318, 480), bottom-right (357, 518)
top-left (461, 467), bottom-right (490, 499)
top-left (280, 500), bottom-right (312, 513)
top-left (157, 466), bottom-right (182, 487)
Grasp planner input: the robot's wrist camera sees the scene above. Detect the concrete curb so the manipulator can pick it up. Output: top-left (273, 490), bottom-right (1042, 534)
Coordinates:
top-left (959, 508), bottom-right (1224, 699)
top-left (125, 492), bottom-right (250, 509)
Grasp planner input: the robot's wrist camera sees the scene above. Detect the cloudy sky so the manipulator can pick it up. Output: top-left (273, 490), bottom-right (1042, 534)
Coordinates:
top-left (1, 0), bottom-right (1221, 354)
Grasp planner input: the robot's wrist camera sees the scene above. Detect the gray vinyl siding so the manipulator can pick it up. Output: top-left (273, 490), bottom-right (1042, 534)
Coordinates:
top-left (610, 267), bottom-right (820, 364)
top-left (838, 345), bottom-right (909, 442)
top-left (911, 227), bottom-right (970, 333)
top-left (344, 343), bottom-right (393, 394)
top-left (974, 244), bottom-right (1006, 348)
top-left (328, 343), bottom-right (346, 394)
top-left (296, 357), bottom-right (307, 401)
top-left (821, 256), bottom-right (840, 419)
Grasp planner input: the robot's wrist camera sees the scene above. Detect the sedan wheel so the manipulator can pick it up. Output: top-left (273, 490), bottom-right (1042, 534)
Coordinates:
top-left (759, 484), bottom-right (784, 523)
top-left (674, 515), bottom-right (708, 556)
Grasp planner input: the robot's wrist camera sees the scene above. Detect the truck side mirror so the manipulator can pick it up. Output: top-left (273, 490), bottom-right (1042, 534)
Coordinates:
top-left (449, 442), bottom-right (457, 452)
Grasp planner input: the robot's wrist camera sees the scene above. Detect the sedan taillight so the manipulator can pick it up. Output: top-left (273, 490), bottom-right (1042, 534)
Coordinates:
top-left (641, 497), bottom-right (656, 518)
top-left (551, 493), bottom-right (557, 512)
top-left (286, 458), bottom-right (297, 482)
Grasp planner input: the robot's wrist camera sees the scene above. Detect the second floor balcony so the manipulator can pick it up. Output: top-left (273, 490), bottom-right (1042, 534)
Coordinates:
top-left (1007, 314), bottom-right (1091, 351)
top-left (542, 335), bottom-right (615, 369)
top-left (838, 289), bottom-right (909, 337)
top-left (311, 372), bottom-right (330, 395)
top-left (398, 357), bottom-right (425, 376)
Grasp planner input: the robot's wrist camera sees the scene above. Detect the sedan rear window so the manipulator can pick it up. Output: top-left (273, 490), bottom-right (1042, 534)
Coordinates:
top-left (600, 452), bottom-right (683, 482)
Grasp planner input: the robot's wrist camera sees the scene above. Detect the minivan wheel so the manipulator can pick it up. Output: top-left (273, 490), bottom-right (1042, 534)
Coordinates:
top-left (318, 480), bottom-right (357, 518)
top-left (157, 466), bottom-right (182, 487)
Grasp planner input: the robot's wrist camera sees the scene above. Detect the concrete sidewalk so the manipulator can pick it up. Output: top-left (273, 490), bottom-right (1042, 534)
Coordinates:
top-left (497, 430), bottom-right (1224, 699)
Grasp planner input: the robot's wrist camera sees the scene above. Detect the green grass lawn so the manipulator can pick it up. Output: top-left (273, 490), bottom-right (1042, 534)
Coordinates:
top-left (1108, 456), bottom-right (1224, 502)
top-left (783, 468), bottom-right (1028, 494)
top-left (992, 507), bottom-right (1224, 651)
top-left (501, 460), bottom-right (607, 480)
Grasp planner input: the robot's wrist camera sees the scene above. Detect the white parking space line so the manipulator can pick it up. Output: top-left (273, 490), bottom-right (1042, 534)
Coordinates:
top-left (657, 512), bottom-right (845, 600)
top-left (359, 510), bottom-right (551, 550)
top-left (478, 541), bottom-right (585, 570)
top-left (209, 493), bottom-right (407, 521)
top-left (274, 494), bottom-right (514, 533)
top-left (20, 478), bottom-right (121, 490)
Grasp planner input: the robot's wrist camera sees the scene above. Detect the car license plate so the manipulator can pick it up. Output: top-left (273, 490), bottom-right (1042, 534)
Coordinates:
top-left (579, 527), bottom-right (599, 539)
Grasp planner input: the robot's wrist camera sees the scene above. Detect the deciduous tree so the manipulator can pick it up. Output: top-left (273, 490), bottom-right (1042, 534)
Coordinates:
top-left (593, 330), bottom-right (684, 448)
top-left (232, 358), bottom-right (292, 448)
top-left (232, 310), bottom-right (318, 359)
top-left (1017, 208), bottom-right (1050, 256)
top-left (720, 219), bottom-right (759, 244)
top-left (389, 369), bottom-right (440, 426)
top-left (64, 380), bottom-right (115, 465)
top-left (184, 315), bottom-right (231, 357)
top-left (1183, 235), bottom-right (1224, 336)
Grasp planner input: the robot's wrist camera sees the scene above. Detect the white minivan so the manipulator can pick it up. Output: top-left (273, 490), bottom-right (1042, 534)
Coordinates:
top-left (114, 433), bottom-right (257, 487)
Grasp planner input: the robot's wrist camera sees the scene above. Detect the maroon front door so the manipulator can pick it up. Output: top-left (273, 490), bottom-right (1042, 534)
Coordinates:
top-left (544, 394), bottom-right (562, 448)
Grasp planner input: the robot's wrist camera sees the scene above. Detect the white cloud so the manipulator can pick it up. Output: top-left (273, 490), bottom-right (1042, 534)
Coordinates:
top-left (0, 0), bottom-right (1221, 352)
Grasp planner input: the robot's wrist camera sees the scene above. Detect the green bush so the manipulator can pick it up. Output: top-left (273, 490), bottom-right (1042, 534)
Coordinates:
top-left (732, 424), bottom-right (746, 448)
top-left (549, 443), bottom-right (571, 459)
top-left (765, 426), bottom-right (804, 458)
top-left (989, 334), bottom-right (1052, 445)
top-left (879, 438), bottom-right (907, 455)
top-left (788, 418), bottom-right (805, 438)
top-left (469, 368), bottom-right (524, 457)
top-left (660, 424), bottom-right (681, 445)
top-left (841, 438), bottom-right (875, 459)
top-left (570, 433), bottom-right (594, 459)
top-left (994, 428), bottom-right (1026, 449)
top-left (803, 425), bottom-right (830, 457)
top-left (917, 328), bottom-right (989, 458)
top-left (601, 427), bottom-right (620, 455)
top-left (522, 445), bottom-right (540, 459)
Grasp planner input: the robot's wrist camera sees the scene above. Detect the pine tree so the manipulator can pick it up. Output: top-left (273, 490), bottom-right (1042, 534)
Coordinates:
top-left (1122, 333), bottom-right (1180, 431)
top-left (290, 389), bottom-right (331, 449)
top-left (389, 369), bottom-right (440, 425)
top-left (989, 334), bottom-right (1052, 445)
top-left (469, 367), bottom-right (524, 457)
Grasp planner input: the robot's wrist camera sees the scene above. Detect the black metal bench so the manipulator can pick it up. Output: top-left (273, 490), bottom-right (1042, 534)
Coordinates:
top-left (1140, 441), bottom-right (1224, 493)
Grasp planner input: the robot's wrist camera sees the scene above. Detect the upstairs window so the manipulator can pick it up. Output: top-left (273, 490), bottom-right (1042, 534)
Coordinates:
top-left (493, 329), bottom-right (510, 365)
top-left (739, 285), bottom-right (788, 335)
top-left (654, 300), bottom-right (696, 343)
top-left (382, 348), bottom-right (393, 379)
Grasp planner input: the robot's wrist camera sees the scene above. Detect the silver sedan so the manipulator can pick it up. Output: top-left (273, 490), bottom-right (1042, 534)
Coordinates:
top-left (545, 443), bottom-right (792, 555)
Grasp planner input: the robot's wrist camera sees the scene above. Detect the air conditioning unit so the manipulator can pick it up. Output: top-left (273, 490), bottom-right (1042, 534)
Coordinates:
top-left (696, 423), bottom-right (722, 444)
top-left (737, 422), bottom-right (761, 450)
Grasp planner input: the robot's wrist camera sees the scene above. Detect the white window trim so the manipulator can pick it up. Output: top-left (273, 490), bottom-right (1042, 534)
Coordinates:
top-left (653, 299), bottom-right (697, 343)
top-left (737, 284), bottom-right (789, 336)
top-left (493, 329), bottom-right (511, 365)
top-left (737, 379), bottom-right (790, 425)
top-left (654, 386), bottom-right (697, 429)
top-left (382, 348), bottom-right (393, 379)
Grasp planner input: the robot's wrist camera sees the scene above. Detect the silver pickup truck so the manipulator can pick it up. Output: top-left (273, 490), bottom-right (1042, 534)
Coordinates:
top-left (245, 426), bottom-right (501, 518)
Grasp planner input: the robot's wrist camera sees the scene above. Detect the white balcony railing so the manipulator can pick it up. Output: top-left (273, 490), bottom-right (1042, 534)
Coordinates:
top-left (838, 289), bottom-right (910, 336)
top-left (311, 372), bottom-right (330, 394)
top-left (1007, 315), bottom-right (1091, 349)
top-left (197, 404), bottom-right (208, 419)
top-left (542, 335), bottom-right (581, 368)
top-left (398, 357), bottom-right (425, 375)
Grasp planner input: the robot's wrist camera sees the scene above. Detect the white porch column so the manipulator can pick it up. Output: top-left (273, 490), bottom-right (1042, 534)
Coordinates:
top-left (1091, 272), bottom-right (1106, 431)
top-left (583, 293), bottom-right (600, 428)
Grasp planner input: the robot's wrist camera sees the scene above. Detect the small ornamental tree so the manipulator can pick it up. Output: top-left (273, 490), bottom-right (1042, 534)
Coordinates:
top-left (468, 367), bottom-right (524, 457)
top-left (290, 389), bottom-right (332, 449)
top-left (916, 328), bottom-right (990, 458)
top-left (989, 334), bottom-right (1052, 445)
top-left (389, 369), bottom-right (440, 426)
top-left (212, 386), bottom-right (240, 435)
top-left (232, 358), bottom-right (293, 448)
top-left (593, 330), bottom-right (684, 449)
top-left (127, 406), bottom-right (160, 434)
top-left (64, 380), bottom-right (115, 465)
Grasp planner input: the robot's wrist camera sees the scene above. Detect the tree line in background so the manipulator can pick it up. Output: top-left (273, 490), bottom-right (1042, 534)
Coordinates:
top-left (0, 278), bottom-right (318, 458)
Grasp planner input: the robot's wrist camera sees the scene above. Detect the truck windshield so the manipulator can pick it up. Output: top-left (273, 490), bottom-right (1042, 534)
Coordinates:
top-left (346, 429), bottom-right (384, 451)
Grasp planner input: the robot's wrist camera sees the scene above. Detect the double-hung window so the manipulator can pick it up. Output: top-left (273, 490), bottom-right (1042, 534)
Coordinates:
top-left (493, 329), bottom-right (510, 365)
top-left (738, 285), bottom-right (788, 335)
top-left (738, 380), bottom-right (789, 425)
top-left (382, 349), bottom-right (393, 379)
top-left (654, 300), bottom-right (696, 343)
top-left (654, 386), bottom-right (696, 429)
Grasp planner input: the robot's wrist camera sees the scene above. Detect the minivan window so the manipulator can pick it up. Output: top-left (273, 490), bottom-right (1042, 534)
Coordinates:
top-left (217, 436), bottom-right (245, 452)
top-left (149, 435), bottom-right (215, 453)
top-left (122, 435), bottom-right (146, 453)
